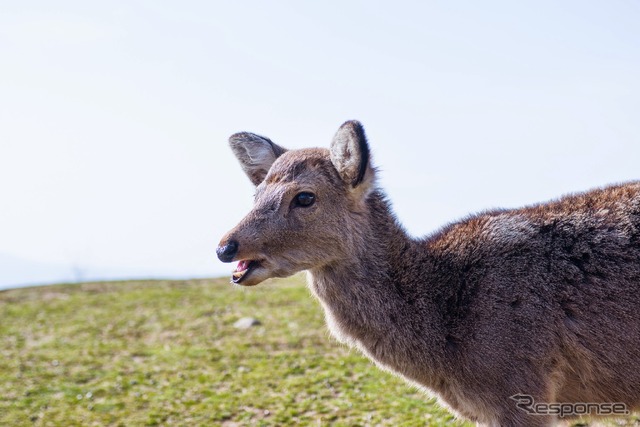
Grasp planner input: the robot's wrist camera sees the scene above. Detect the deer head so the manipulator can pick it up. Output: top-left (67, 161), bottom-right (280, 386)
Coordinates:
top-left (217, 120), bottom-right (376, 286)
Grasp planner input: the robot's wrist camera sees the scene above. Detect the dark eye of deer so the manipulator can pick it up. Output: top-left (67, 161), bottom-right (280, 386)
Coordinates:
top-left (295, 192), bottom-right (315, 207)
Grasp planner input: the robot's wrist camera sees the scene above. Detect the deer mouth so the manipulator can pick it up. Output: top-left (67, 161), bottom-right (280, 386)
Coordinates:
top-left (232, 260), bottom-right (261, 284)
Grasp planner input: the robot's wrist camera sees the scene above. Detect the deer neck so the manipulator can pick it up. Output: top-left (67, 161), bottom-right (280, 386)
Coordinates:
top-left (307, 189), bottom-right (445, 381)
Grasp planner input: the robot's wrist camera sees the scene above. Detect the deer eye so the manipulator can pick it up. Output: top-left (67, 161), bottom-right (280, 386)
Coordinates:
top-left (294, 192), bottom-right (315, 207)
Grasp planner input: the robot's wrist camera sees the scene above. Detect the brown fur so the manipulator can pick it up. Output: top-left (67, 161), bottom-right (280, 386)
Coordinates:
top-left (218, 121), bottom-right (640, 426)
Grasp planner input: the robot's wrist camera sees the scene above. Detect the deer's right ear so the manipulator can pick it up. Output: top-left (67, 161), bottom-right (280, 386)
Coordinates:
top-left (228, 132), bottom-right (287, 186)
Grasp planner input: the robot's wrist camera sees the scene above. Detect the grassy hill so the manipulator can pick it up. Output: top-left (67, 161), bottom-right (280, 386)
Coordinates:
top-left (0, 276), bottom-right (637, 426)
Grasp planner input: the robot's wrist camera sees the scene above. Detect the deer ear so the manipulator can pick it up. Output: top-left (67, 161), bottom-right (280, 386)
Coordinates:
top-left (229, 132), bottom-right (287, 186)
top-left (329, 120), bottom-right (372, 188)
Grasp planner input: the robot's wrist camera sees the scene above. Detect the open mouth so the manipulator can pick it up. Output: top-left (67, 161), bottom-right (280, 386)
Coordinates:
top-left (232, 260), bottom-right (260, 284)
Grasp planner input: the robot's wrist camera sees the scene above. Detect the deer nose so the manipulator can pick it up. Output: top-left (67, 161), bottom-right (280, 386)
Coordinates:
top-left (217, 240), bottom-right (239, 263)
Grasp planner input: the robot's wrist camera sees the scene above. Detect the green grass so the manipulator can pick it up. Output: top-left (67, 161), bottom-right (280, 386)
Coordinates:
top-left (0, 275), bottom-right (637, 426)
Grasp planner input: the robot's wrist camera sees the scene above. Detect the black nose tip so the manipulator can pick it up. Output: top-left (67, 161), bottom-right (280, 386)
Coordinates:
top-left (217, 240), bottom-right (239, 263)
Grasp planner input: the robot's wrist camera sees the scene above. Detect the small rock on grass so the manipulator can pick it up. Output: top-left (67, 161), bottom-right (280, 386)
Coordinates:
top-left (234, 317), bottom-right (261, 329)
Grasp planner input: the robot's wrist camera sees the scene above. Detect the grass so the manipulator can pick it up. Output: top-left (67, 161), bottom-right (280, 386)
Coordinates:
top-left (0, 275), bottom-right (637, 426)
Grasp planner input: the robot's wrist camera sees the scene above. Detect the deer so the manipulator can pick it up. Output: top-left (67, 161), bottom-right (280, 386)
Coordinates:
top-left (216, 120), bottom-right (640, 426)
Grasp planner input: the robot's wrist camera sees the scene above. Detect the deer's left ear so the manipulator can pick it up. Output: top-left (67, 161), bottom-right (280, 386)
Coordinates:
top-left (330, 120), bottom-right (374, 189)
top-left (229, 132), bottom-right (287, 186)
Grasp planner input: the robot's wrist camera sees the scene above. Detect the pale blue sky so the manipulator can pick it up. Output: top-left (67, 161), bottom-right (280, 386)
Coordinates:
top-left (1, 1), bottom-right (639, 288)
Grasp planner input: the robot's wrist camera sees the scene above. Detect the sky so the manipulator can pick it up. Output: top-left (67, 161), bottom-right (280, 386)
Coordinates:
top-left (1, 1), bottom-right (639, 289)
